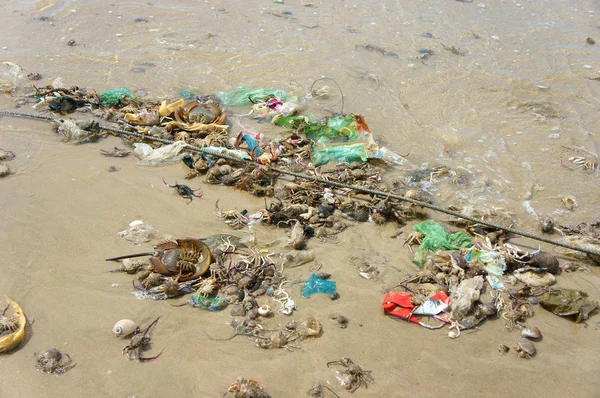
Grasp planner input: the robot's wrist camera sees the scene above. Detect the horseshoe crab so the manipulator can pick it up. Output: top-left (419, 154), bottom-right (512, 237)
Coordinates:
top-left (106, 238), bottom-right (211, 281)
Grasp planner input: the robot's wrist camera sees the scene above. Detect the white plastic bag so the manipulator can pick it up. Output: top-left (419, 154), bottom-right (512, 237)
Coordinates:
top-left (133, 141), bottom-right (187, 166)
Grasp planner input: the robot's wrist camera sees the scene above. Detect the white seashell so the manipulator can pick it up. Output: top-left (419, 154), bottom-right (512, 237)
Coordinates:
top-left (258, 305), bottom-right (272, 317)
top-left (129, 220), bottom-right (144, 227)
top-left (112, 319), bottom-right (137, 338)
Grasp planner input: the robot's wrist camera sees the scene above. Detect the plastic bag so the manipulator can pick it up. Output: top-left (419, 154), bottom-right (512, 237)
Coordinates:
top-left (133, 141), bottom-right (188, 166)
top-left (382, 291), bottom-right (450, 328)
top-left (539, 289), bottom-right (599, 323)
top-left (117, 220), bottom-right (163, 245)
top-left (449, 276), bottom-right (484, 321)
top-left (412, 221), bottom-right (472, 266)
top-left (301, 273), bottom-right (336, 298)
top-left (281, 249), bottom-right (315, 268)
top-left (217, 86), bottom-right (288, 107)
top-left (478, 249), bottom-right (507, 290)
top-left (306, 114), bottom-right (380, 166)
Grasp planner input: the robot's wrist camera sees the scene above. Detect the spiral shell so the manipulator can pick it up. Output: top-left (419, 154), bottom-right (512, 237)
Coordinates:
top-left (258, 305), bottom-right (272, 317)
top-left (112, 319), bottom-right (137, 338)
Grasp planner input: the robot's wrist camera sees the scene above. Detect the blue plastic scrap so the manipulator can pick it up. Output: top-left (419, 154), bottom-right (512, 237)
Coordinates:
top-left (301, 273), bottom-right (337, 298)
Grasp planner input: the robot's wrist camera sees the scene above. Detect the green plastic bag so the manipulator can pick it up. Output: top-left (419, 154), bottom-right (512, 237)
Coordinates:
top-left (98, 88), bottom-right (135, 106)
top-left (306, 114), bottom-right (380, 166)
top-left (272, 114), bottom-right (310, 129)
top-left (412, 221), bottom-right (472, 266)
top-left (217, 86), bottom-right (288, 106)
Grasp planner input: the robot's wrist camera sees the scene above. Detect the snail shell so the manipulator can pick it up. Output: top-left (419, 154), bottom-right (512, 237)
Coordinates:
top-left (258, 305), bottom-right (272, 317)
top-left (112, 319), bottom-right (137, 338)
top-left (520, 326), bottom-right (542, 341)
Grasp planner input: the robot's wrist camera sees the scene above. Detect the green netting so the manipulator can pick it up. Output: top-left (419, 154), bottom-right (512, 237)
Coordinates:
top-left (414, 221), bottom-right (472, 252)
top-left (98, 88), bottom-right (135, 106)
top-left (179, 89), bottom-right (197, 102)
top-left (217, 86), bottom-right (288, 106)
top-left (412, 221), bottom-right (472, 266)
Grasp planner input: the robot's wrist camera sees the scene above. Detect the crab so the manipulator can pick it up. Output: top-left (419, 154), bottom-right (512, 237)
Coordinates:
top-left (109, 259), bottom-right (147, 274)
top-left (226, 377), bottom-right (271, 398)
top-left (327, 357), bottom-right (374, 393)
top-left (252, 330), bottom-right (301, 351)
top-left (238, 247), bottom-right (275, 267)
top-left (162, 178), bottom-right (203, 203)
top-left (0, 315), bottom-right (19, 333)
top-left (403, 231), bottom-right (423, 252)
top-left (207, 318), bottom-right (264, 341)
top-left (194, 276), bottom-right (218, 297)
top-left (215, 201), bottom-right (249, 229)
top-left (35, 348), bottom-right (75, 374)
top-left (122, 317), bottom-right (162, 362)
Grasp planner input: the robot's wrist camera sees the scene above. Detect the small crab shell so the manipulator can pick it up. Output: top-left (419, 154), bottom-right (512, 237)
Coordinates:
top-left (112, 319), bottom-right (137, 338)
top-left (258, 305), bottom-right (272, 317)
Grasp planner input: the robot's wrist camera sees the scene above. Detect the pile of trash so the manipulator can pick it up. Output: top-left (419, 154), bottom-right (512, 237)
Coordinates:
top-left (1, 74), bottom-right (599, 395)
top-left (381, 220), bottom-right (599, 356)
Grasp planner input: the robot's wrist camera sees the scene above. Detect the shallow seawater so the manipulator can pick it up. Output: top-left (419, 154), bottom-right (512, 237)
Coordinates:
top-left (1, 1), bottom-right (599, 397)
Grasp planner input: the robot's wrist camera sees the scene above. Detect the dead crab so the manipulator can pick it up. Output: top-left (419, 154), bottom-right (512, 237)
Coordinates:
top-left (215, 201), bottom-right (249, 230)
top-left (122, 317), bottom-right (162, 361)
top-left (139, 277), bottom-right (197, 300)
top-left (194, 276), bottom-right (219, 297)
top-left (35, 348), bottom-right (75, 374)
top-left (327, 357), bottom-right (374, 393)
top-left (207, 318), bottom-right (263, 341)
top-left (403, 231), bottom-right (423, 253)
top-left (225, 377), bottom-right (271, 398)
top-left (253, 330), bottom-right (301, 351)
top-left (100, 147), bottom-right (130, 157)
top-left (0, 314), bottom-right (19, 334)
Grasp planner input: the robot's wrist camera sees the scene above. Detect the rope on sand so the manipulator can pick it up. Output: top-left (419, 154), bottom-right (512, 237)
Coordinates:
top-left (1, 109), bottom-right (599, 258)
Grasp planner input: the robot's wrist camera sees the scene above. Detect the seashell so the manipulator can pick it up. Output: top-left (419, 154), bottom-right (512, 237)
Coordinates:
top-left (247, 308), bottom-right (259, 320)
top-left (515, 338), bottom-right (536, 358)
top-left (112, 319), bottom-right (137, 338)
top-left (230, 304), bottom-right (246, 317)
top-left (129, 220), bottom-right (144, 227)
top-left (520, 326), bottom-right (542, 341)
top-left (258, 305), bottom-right (272, 317)
top-left (562, 195), bottom-right (578, 210)
top-left (498, 344), bottom-right (510, 354)
top-left (219, 164), bottom-right (232, 176)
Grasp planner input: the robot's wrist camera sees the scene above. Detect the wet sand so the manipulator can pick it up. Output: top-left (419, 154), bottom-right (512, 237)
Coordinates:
top-left (1, 1), bottom-right (600, 397)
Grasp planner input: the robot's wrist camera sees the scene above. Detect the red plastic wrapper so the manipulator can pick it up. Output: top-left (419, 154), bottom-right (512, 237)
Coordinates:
top-left (382, 291), bottom-right (450, 329)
